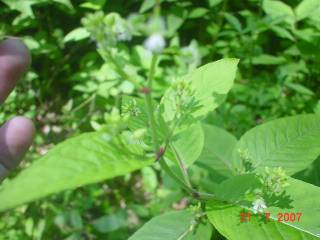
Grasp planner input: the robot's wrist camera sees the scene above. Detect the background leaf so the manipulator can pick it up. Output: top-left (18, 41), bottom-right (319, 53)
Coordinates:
top-left (128, 210), bottom-right (195, 240)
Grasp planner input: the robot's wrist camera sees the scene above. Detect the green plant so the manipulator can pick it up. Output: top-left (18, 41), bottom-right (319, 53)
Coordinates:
top-left (1, 0), bottom-right (320, 239)
top-left (1, 5), bottom-right (320, 239)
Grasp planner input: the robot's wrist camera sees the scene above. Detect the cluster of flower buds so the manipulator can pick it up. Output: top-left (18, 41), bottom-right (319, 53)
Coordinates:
top-left (171, 79), bottom-right (197, 119)
top-left (237, 148), bottom-right (255, 173)
top-left (122, 99), bottom-right (141, 117)
top-left (82, 12), bottom-right (132, 48)
top-left (103, 108), bottom-right (129, 136)
top-left (257, 167), bottom-right (289, 196)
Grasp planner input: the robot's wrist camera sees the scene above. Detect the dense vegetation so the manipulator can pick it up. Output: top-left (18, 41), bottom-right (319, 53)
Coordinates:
top-left (0, 0), bottom-right (320, 239)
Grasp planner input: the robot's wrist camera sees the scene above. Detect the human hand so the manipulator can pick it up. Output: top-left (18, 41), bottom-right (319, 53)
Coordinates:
top-left (0, 38), bottom-right (35, 181)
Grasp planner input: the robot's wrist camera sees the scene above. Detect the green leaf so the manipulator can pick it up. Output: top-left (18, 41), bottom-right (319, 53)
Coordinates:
top-left (172, 122), bottom-right (205, 166)
top-left (270, 26), bottom-right (295, 41)
top-left (234, 114), bottom-right (320, 175)
top-left (285, 82), bottom-right (314, 96)
top-left (92, 210), bottom-right (127, 233)
top-left (263, 0), bottom-right (295, 26)
top-left (252, 54), bottom-right (286, 65)
top-left (64, 28), bottom-right (90, 43)
top-left (294, 157), bottom-right (320, 187)
top-left (80, 0), bottom-right (106, 10)
top-left (208, 0), bottom-right (223, 7)
top-left (128, 210), bottom-right (195, 240)
top-left (0, 132), bottom-right (152, 211)
top-left (139, 0), bottom-right (156, 13)
top-left (213, 174), bottom-right (261, 202)
top-left (206, 178), bottom-right (320, 239)
top-left (184, 222), bottom-right (212, 240)
top-left (1, 0), bottom-right (35, 17)
top-left (52, 0), bottom-right (74, 11)
top-left (295, 0), bottom-right (320, 21)
top-left (162, 59), bottom-right (238, 122)
top-left (189, 59), bottom-right (238, 118)
top-left (188, 8), bottom-right (209, 19)
top-left (224, 13), bottom-right (242, 32)
top-left (197, 124), bottom-right (237, 176)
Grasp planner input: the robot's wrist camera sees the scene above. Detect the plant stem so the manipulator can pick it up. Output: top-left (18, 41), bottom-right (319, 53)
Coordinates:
top-left (71, 93), bottom-right (97, 113)
top-left (143, 54), bottom-right (195, 194)
top-left (171, 145), bottom-right (192, 188)
top-left (145, 54), bottom-right (159, 151)
top-left (143, 54), bottom-right (217, 201)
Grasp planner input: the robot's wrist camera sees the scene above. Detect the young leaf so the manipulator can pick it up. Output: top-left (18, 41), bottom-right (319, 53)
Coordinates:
top-left (162, 58), bottom-right (239, 122)
top-left (206, 178), bottom-right (320, 239)
top-left (234, 114), bottom-right (320, 175)
top-left (0, 132), bottom-right (152, 211)
top-left (295, 0), bottom-right (320, 21)
top-left (185, 58), bottom-right (239, 119)
top-left (263, 0), bottom-right (295, 26)
top-left (128, 210), bottom-right (195, 240)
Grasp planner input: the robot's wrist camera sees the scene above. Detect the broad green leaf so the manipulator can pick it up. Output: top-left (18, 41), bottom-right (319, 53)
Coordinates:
top-left (234, 114), bottom-right (320, 175)
top-left (294, 157), bottom-right (320, 187)
top-left (0, 132), bottom-right (152, 211)
top-left (213, 174), bottom-right (261, 202)
top-left (189, 59), bottom-right (239, 118)
top-left (171, 122), bottom-right (204, 166)
top-left (197, 124), bottom-right (237, 177)
top-left (64, 28), bottom-right (90, 43)
top-left (206, 178), bottom-right (320, 239)
top-left (263, 0), bottom-right (295, 26)
top-left (295, 0), bottom-right (320, 21)
top-left (162, 59), bottom-right (239, 122)
top-left (128, 210), bottom-right (195, 240)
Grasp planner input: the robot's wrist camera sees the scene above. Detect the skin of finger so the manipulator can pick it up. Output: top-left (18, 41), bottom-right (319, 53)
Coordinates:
top-left (0, 117), bottom-right (35, 170)
top-left (0, 38), bottom-right (31, 103)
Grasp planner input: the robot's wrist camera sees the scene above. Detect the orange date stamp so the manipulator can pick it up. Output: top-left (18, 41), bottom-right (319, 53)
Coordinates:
top-left (240, 212), bottom-right (302, 223)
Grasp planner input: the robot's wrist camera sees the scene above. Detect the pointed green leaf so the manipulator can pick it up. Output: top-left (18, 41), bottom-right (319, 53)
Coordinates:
top-left (185, 58), bottom-right (239, 118)
top-left (0, 132), bottom-right (152, 211)
top-left (162, 59), bottom-right (239, 122)
top-left (234, 114), bottom-right (320, 175)
top-left (295, 0), bottom-right (320, 21)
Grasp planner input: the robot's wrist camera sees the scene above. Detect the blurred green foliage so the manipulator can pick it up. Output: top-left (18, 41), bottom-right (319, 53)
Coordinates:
top-left (0, 0), bottom-right (319, 239)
